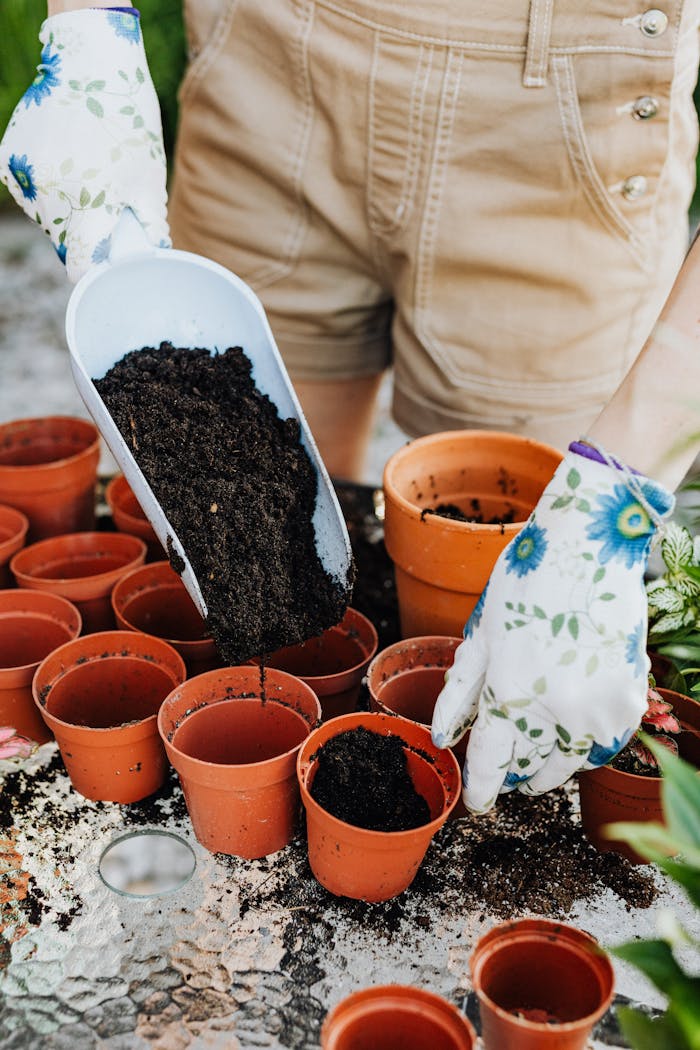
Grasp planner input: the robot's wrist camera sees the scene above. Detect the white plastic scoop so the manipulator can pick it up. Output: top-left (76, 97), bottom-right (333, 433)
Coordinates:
top-left (65, 210), bottom-right (353, 619)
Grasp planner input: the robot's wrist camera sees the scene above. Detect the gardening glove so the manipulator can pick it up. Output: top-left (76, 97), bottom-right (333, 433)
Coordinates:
top-left (431, 441), bottom-right (675, 814)
top-left (0, 8), bottom-right (169, 282)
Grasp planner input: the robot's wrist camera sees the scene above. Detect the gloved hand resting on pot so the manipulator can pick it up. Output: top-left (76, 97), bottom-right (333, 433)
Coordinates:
top-left (431, 441), bottom-right (675, 814)
top-left (0, 7), bottom-right (169, 282)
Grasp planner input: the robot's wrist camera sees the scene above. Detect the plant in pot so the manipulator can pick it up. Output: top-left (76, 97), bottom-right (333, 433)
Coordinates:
top-left (0, 727), bottom-right (38, 762)
top-left (578, 678), bottom-right (700, 863)
top-left (646, 520), bottom-right (700, 694)
top-left (605, 738), bottom-right (700, 1049)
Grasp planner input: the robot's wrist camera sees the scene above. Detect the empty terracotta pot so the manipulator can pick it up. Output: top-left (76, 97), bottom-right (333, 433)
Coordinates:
top-left (253, 607), bottom-right (378, 721)
top-left (383, 431), bottom-right (562, 637)
top-left (105, 474), bottom-right (162, 559)
top-left (321, 985), bottom-right (476, 1049)
top-left (297, 711), bottom-right (461, 902)
top-left (0, 504), bottom-right (29, 588)
top-left (158, 666), bottom-right (322, 858)
top-left (577, 688), bottom-right (700, 864)
top-left (33, 630), bottom-right (186, 803)
top-left (112, 560), bottom-right (221, 677)
top-left (11, 531), bottom-right (147, 633)
top-left (470, 919), bottom-right (615, 1050)
top-left (0, 589), bottom-right (82, 744)
top-left (0, 416), bottom-right (100, 541)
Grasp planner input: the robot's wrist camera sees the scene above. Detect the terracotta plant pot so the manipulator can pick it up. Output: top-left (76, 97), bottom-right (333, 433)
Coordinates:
top-left (297, 711), bottom-right (461, 902)
top-left (33, 630), bottom-right (186, 803)
top-left (470, 919), bottom-right (615, 1050)
top-left (0, 416), bottom-right (100, 541)
top-left (111, 560), bottom-right (221, 677)
top-left (11, 531), bottom-right (147, 634)
top-left (383, 430), bottom-right (562, 637)
top-left (321, 985), bottom-right (476, 1049)
top-left (105, 474), bottom-right (163, 560)
top-left (253, 607), bottom-right (378, 721)
top-left (158, 666), bottom-right (322, 858)
top-left (0, 504), bottom-right (29, 588)
top-left (0, 590), bottom-right (82, 744)
top-left (577, 688), bottom-right (700, 864)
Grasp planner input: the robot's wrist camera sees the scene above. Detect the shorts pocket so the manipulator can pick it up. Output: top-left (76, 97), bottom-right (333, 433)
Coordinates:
top-left (179, 0), bottom-right (241, 106)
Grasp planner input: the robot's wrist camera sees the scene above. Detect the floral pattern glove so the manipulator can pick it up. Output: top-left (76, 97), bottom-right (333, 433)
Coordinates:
top-left (0, 9), bottom-right (169, 282)
top-left (431, 448), bottom-right (675, 814)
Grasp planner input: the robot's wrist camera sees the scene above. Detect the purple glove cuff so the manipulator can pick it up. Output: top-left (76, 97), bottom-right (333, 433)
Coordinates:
top-left (100, 7), bottom-right (140, 14)
top-left (568, 441), bottom-right (641, 476)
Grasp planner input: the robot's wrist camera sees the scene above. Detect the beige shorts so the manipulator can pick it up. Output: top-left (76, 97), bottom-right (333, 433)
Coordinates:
top-left (169, 0), bottom-right (700, 447)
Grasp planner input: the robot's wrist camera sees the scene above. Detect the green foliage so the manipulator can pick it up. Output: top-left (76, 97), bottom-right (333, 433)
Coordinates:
top-left (647, 522), bottom-right (700, 694)
top-left (606, 737), bottom-right (700, 1050)
top-left (0, 0), bottom-right (185, 204)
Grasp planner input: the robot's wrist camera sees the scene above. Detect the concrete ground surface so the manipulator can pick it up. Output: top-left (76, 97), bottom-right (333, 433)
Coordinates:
top-left (1, 211), bottom-right (699, 1049)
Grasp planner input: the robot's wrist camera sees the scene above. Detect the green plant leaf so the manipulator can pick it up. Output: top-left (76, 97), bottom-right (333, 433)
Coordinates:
top-left (90, 190), bottom-right (106, 209)
top-left (567, 467), bottom-right (581, 489)
top-left (551, 613), bottom-right (565, 637)
top-left (85, 79), bottom-right (105, 92)
top-left (616, 1006), bottom-right (686, 1050)
top-left (551, 494), bottom-right (573, 509)
top-left (86, 96), bottom-right (104, 118)
top-left (593, 567), bottom-right (606, 583)
top-left (79, 187), bottom-right (90, 207)
top-left (652, 740), bottom-right (700, 850)
top-left (533, 605), bottom-right (547, 619)
top-left (568, 616), bottom-right (579, 640)
top-left (612, 939), bottom-right (685, 994)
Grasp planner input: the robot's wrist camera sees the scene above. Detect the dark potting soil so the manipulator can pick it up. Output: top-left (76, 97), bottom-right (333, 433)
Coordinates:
top-left (310, 726), bottom-right (431, 831)
top-left (611, 746), bottom-right (663, 778)
top-left (421, 499), bottom-right (517, 525)
top-left (94, 343), bottom-right (353, 664)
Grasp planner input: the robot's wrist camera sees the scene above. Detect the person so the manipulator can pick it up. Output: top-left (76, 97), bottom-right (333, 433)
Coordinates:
top-left (2, 1), bottom-right (700, 812)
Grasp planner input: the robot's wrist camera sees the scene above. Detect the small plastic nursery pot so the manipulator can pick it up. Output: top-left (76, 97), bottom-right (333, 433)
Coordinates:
top-left (383, 431), bottom-right (562, 637)
top-left (0, 416), bottom-right (100, 541)
top-left (252, 607), bottom-right (378, 721)
top-left (0, 590), bottom-right (82, 744)
top-left (321, 985), bottom-right (477, 1050)
top-left (470, 919), bottom-right (615, 1050)
top-left (0, 504), bottom-right (29, 588)
top-left (11, 531), bottom-right (147, 634)
top-left (158, 666), bottom-right (322, 859)
top-left (32, 630), bottom-right (186, 803)
top-left (105, 475), bottom-right (162, 560)
top-left (297, 711), bottom-right (461, 902)
top-left (578, 688), bottom-right (700, 864)
top-left (111, 560), bottom-right (221, 677)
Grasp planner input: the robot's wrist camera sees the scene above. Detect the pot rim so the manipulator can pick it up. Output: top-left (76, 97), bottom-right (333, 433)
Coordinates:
top-left (111, 560), bottom-right (215, 651)
top-left (0, 416), bottom-right (100, 475)
top-left (321, 984), bottom-right (476, 1046)
top-left (0, 504), bottom-right (29, 555)
top-left (0, 589), bottom-right (83, 678)
top-left (11, 531), bottom-right (147, 589)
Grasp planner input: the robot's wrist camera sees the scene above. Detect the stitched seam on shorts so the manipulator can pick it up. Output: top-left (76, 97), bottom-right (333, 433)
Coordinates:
top-left (552, 55), bottom-right (649, 268)
top-left (367, 38), bottom-right (432, 238)
top-left (245, 0), bottom-right (315, 287)
top-left (178, 0), bottom-right (240, 106)
top-left (414, 48), bottom-right (463, 356)
top-left (313, 1), bottom-right (677, 55)
top-left (523, 0), bottom-right (554, 86)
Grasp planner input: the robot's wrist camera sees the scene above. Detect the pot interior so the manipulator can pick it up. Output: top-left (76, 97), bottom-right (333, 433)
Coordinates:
top-left (26, 552), bottom-right (131, 580)
top-left (373, 667), bottom-right (446, 726)
top-left (0, 428), bottom-right (92, 467)
top-left (266, 628), bottom-right (367, 678)
top-left (121, 587), bottom-right (208, 642)
top-left (0, 614), bottom-right (74, 669)
top-left (329, 1004), bottom-right (468, 1049)
top-left (479, 938), bottom-right (608, 1023)
top-left (45, 657), bottom-right (176, 728)
top-left (173, 698), bottom-right (310, 765)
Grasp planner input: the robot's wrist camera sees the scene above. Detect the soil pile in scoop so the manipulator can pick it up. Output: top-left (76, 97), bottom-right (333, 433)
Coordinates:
top-left (95, 342), bottom-right (352, 663)
top-left (310, 726), bottom-right (431, 831)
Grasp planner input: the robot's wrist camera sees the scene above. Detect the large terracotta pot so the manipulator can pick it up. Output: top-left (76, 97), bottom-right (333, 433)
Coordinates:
top-left (577, 688), bottom-right (700, 864)
top-left (321, 985), bottom-right (476, 1049)
top-left (0, 589), bottom-right (82, 744)
top-left (33, 630), bottom-right (186, 803)
top-left (383, 431), bottom-right (562, 637)
top-left (11, 531), bottom-right (147, 633)
top-left (158, 666), bottom-right (321, 858)
top-left (111, 560), bottom-right (221, 677)
top-left (0, 504), bottom-right (29, 588)
top-left (0, 416), bottom-right (100, 540)
top-left (470, 919), bottom-right (614, 1050)
top-left (297, 711), bottom-right (461, 902)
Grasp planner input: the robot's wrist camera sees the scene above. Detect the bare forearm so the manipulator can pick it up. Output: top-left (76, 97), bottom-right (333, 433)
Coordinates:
top-left (587, 233), bottom-right (700, 490)
top-left (47, 0), bottom-right (114, 13)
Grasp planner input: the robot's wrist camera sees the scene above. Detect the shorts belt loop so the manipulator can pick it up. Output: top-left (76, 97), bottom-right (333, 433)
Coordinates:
top-left (523, 0), bottom-right (554, 87)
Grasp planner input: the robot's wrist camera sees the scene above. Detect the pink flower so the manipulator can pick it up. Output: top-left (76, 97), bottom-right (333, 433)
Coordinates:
top-left (0, 726), bottom-right (38, 761)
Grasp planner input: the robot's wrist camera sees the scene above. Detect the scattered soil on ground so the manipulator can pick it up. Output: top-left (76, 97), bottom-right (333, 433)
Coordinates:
top-left (310, 726), bottom-right (431, 831)
top-left (94, 343), bottom-right (352, 663)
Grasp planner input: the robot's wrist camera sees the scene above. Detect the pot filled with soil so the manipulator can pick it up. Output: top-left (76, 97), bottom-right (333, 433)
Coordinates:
top-left (383, 431), bottom-right (562, 637)
top-left (0, 416), bottom-right (100, 541)
top-left (0, 504), bottom-right (29, 588)
top-left (577, 687), bottom-right (700, 864)
top-left (470, 918), bottom-right (615, 1050)
top-left (250, 607), bottom-right (378, 721)
top-left (33, 630), bottom-right (186, 803)
top-left (11, 531), bottom-right (147, 634)
top-left (0, 589), bottom-right (82, 745)
top-left (297, 711), bottom-right (461, 902)
top-left (321, 985), bottom-right (476, 1049)
top-left (158, 666), bottom-right (321, 858)
top-left (111, 560), bottom-right (221, 677)
top-left (105, 474), bottom-right (163, 560)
